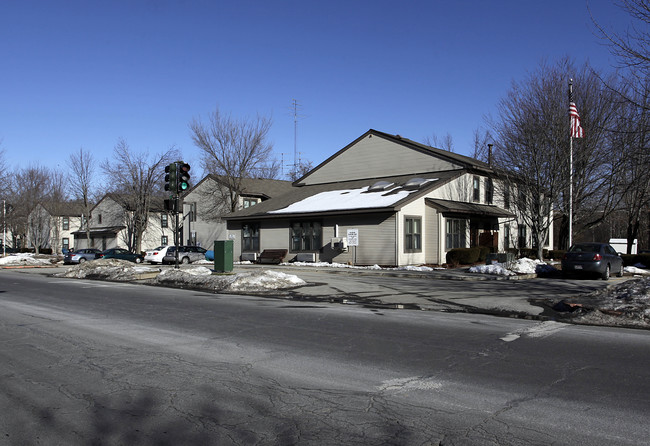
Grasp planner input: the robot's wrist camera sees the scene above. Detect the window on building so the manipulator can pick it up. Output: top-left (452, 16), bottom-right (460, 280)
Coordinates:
top-left (243, 198), bottom-right (259, 208)
top-left (446, 218), bottom-right (467, 250)
top-left (62, 238), bottom-right (69, 251)
top-left (473, 176), bottom-right (480, 202)
top-left (504, 184), bottom-right (510, 209)
top-left (242, 223), bottom-right (260, 251)
top-left (404, 217), bottom-right (422, 252)
top-left (161, 235), bottom-right (168, 246)
top-left (62, 217), bottom-right (69, 231)
top-left (518, 225), bottom-right (527, 249)
top-left (485, 178), bottom-right (494, 204)
top-left (98, 214), bottom-right (102, 224)
top-left (161, 214), bottom-right (168, 228)
top-left (189, 202), bottom-right (197, 222)
top-left (290, 221), bottom-right (322, 251)
top-left (504, 224), bottom-right (510, 250)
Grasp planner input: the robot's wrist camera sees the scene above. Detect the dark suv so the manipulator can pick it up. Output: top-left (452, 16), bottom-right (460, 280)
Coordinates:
top-left (162, 246), bottom-right (208, 264)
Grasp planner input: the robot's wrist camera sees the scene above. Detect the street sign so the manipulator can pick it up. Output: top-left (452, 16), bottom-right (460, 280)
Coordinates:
top-left (347, 229), bottom-right (359, 246)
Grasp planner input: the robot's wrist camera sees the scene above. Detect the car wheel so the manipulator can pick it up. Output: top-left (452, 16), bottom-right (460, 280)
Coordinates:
top-left (601, 264), bottom-right (610, 281)
top-left (135, 257), bottom-right (143, 264)
top-left (617, 263), bottom-right (624, 277)
top-left (79, 257), bottom-right (86, 263)
top-left (181, 256), bottom-right (190, 264)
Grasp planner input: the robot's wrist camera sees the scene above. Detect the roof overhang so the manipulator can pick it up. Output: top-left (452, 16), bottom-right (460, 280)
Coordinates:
top-left (71, 226), bottom-right (125, 237)
top-left (426, 198), bottom-right (515, 218)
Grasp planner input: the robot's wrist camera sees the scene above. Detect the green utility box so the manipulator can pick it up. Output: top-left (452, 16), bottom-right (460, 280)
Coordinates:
top-left (214, 240), bottom-right (234, 273)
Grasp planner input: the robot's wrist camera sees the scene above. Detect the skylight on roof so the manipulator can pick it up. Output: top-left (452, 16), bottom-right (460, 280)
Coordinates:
top-left (368, 181), bottom-right (394, 192)
top-left (403, 177), bottom-right (436, 190)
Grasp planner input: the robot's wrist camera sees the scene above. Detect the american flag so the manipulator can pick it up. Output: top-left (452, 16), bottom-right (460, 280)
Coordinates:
top-left (569, 101), bottom-right (584, 138)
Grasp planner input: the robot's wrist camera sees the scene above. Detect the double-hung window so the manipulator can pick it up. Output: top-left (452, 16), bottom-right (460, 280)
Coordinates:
top-left (290, 221), bottom-right (321, 251)
top-left (242, 223), bottom-right (260, 252)
top-left (404, 217), bottom-right (422, 252)
top-left (446, 218), bottom-right (467, 250)
top-left (161, 214), bottom-right (168, 228)
top-left (62, 217), bottom-right (69, 231)
top-left (473, 176), bottom-right (481, 202)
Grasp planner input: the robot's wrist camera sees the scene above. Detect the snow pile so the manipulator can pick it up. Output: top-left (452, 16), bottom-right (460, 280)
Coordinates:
top-left (469, 258), bottom-right (558, 276)
top-left (56, 260), bottom-right (306, 293)
top-left (0, 253), bottom-right (55, 266)
top-left (625, 266), bottom-right (650, 275)
top-left (468, 263), bottom-right (515, 276)
top-left (556, 277), bottom-right (650, 328)
top-left (227, 270), bottom-right (306, 291)
top-left (56, 259), bottom-right (159, 280)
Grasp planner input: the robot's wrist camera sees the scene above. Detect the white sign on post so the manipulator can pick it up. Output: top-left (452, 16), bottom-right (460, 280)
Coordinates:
top-left (347, 229), bottom-right (359, 246)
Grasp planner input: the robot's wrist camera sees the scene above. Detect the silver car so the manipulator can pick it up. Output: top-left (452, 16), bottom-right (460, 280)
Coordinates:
top-left (162, 246), bottom-right (208, 265)
top-left (63, 248), bottom-right (102, 265)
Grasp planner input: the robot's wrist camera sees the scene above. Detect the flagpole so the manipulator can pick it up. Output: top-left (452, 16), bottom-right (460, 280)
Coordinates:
top-left (568, 79), bottom-right (574, 248)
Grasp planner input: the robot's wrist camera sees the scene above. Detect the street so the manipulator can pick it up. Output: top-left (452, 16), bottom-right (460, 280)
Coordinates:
top-left (0, 269), bottom-right (649, 445)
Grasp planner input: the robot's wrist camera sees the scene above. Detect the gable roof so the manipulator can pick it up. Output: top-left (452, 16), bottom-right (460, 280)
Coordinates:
top-left (295, 129), bottom-right (492, 185)
top-left (40, 201), bottom-right (87, 217)
top-left (185, 174), bottom-right (293, 199)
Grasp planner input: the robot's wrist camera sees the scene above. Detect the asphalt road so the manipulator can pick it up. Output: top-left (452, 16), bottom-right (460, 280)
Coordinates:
top-left (1, 269), bottom-right (649, 445)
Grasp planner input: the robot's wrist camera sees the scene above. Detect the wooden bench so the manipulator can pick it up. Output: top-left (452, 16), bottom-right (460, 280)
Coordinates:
top-left (257, 249), bottom-right (288, 264)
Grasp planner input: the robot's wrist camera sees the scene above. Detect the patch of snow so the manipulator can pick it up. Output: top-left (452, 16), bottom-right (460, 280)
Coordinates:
top-left (269, 185), bottom-right (424, 214)
top-left (625, 266), bottom-right (650, 275)
top-left (468, 263), bottom-right (515, 276)
top-left (0, 253), bottom-right (53, 266)
top-left (282, 261), bottom-right (383, 270)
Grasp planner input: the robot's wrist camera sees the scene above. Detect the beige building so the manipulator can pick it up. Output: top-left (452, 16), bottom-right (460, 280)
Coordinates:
top-left (225, 129), bottom-right (553, 266)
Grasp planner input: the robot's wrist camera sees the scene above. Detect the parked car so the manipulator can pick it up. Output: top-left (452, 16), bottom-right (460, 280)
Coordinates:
top-left (162, 246), bottom-right (208, 264)
top-left (562, 242), bottom-right (624, 280)
top-left (98, 248), bottom-right (144, 263)
top-left (144, 245), bottom-right (172, 264)
top-left (63, 248), bottom-right (102, 264)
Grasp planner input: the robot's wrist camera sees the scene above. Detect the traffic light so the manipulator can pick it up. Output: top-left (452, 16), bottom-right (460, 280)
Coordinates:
top-left (177, 163), bottom-right (191, 193)
top-left (164, 163), bottom-right (177, 193)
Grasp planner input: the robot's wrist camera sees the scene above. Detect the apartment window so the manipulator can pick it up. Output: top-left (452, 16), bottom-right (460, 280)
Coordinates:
top-left (161, 235), bottom-right (168, 246)
top-left (290, 221), bottom-right (322, 251)
top-left (446, 218), bottom-right (467, 250)
top-left (503, 184), bottom-right (510, 209)
top-left (504, 224), bottom-right (511, 250)
top-left (62, 238), bottom-right (70, 251)
top-left (518, 225), bottom-right (527, 249)
top-left (62, 217), bottom-right (69, 231)
top-left (243, 198), bottom-right (259, 208)
top-left (161, 214), bottom-right (168, 228)
top-left (485, 178), bottom-right (494, 204)
top-left (473, 176), bottom-right (480, 202)
top-left (98, 214), bottom-right (102, 224)
top-left (242, 223), bottom-right (260, 252)
top-left (404, 217), bottom-right (422, 252)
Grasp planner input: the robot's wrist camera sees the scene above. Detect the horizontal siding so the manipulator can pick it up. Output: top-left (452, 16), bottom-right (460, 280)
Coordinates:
top-left (303, 135), bottom-right (461, 185)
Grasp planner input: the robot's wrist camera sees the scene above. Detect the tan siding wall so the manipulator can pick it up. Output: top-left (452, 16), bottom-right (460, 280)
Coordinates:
top-left (228, 213), bottom-right (397, 266)
top-left (302, 135), bottom-right (462, 185)
top-left (425, 204), bottom-right (440, 264)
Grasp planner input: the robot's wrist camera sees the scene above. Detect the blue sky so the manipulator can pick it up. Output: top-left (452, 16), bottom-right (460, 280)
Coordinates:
top-left (0, 0), bottom-right (630, 179)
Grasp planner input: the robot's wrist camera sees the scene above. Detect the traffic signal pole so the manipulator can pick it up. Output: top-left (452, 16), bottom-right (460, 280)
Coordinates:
top-left (163, 161), bottom-right (190, 270)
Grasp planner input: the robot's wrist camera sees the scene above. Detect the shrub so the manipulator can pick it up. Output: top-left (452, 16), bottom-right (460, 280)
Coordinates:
top-left (446, 247), bottom-right (480, 265)
top-left (549, 250), bottom-right (566, 260)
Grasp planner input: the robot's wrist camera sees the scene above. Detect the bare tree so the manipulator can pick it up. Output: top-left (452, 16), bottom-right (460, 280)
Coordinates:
top-left (101, 138), bottom-right (178, 253)
top-left (189, 107), bottom-right (277, 213)
top-left (423, 132), bottom-right (454, 152)
top-left (68, 147), bottom-right (97, 247)
top-left (490, 59), bottom-right (622, 256)
top-left (288, 158), bottom-right (314, 181)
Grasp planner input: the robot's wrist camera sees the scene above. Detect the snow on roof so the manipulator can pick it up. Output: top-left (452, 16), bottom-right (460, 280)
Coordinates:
top-left (269, 184), bottom-right (432, 214)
